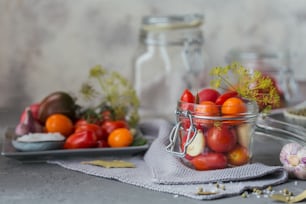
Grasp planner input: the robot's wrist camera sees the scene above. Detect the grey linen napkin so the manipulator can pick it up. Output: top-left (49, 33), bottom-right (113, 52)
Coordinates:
top-left (48, 119), bottom-right (288, 200)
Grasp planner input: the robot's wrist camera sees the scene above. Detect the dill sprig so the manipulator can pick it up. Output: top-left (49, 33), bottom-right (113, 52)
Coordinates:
top-left (80, 65), bottom-right (140, 127)
top-left (210, 63), bottom-right (280, 113)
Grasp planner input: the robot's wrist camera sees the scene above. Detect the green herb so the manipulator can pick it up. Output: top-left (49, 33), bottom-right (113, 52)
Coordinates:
top-left (79, 65), bottom-right (140, 127)
top-left (132, 136), bottom-right (147, 146)
top-left (210, 63), bottom-right (280, 113)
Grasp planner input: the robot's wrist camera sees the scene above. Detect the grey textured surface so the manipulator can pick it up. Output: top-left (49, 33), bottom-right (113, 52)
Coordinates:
top-left (1, 112), bottom-right (306, 203)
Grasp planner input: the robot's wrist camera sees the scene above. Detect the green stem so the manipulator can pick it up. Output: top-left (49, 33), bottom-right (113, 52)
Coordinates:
top-left (97, 77), bottom-right (106, 93)
top-left (218, 74), bottom-right (237, 91)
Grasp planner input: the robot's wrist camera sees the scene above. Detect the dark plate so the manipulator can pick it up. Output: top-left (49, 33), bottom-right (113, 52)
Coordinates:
top-left (1, 128), bottom-right (150, 161)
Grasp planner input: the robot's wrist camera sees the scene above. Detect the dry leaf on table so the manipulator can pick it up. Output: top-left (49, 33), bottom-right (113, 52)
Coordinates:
top-left (81, 160), bottom-right (136, 168)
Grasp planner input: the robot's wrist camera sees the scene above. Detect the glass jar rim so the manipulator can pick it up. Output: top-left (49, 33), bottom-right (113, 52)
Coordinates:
top-left (226, 48), bottom-right (287, 63)
top-left (176, 99), bottom-right (259, 120)
top-left (141, 14), bottom-right (204, 31)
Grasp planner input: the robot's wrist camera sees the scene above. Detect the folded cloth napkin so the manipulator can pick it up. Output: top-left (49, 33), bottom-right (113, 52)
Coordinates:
top-left (48, 119), bottom-right (288, 200)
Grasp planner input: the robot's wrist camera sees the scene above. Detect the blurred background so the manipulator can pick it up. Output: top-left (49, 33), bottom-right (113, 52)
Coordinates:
top-left (1, 0), bottom-right (306, 113)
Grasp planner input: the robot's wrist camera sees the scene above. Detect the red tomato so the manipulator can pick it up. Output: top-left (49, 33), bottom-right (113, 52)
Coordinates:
top-left (74, 119), bottom-right (89, 128)
top-left (64, 130), bottom-right (97, 149)
top-left (97, 140), bottom-right (109, 148)
top-left (215, 91), bottom-right (238, 105)
top-left (180, 102), bottom-right (195, 114)
top-left (75, 122), bottom-right (107, 141)
top-left (101, 120), bottom-right (129, 136)
top-left (100, 110), bottom-right (113, 122)
top-left (75, 118), bottom-right (101, 126)
top-left (180, 117), bottom-right (203, 132)
top-left (191, 153), bottom-right (227, 170)
top-left (227, 145), bottom-right (249, 166)
top-left (206, 125), bottom-right (237, 153)
top-left (181, 118), bottom-right (191, 130)
top-left (197, 88), bottom-right (220, 103)
top-left (180, 89), bottom-right (195, 103)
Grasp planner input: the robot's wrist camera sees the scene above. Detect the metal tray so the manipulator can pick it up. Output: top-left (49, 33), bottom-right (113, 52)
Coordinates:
top-left (1, 128), bottom-right (149, 161)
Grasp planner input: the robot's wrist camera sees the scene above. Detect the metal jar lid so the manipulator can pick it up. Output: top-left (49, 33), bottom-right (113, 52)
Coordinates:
top-left (141, 14), bottom-right (204, 31)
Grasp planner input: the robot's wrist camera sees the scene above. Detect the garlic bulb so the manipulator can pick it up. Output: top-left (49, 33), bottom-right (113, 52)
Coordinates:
top-left (280, 142), bottom-right (306, 180)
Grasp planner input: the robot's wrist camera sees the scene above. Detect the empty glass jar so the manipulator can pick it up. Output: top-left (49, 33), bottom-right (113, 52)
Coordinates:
top-left (226, 48), bottom-right (299, 106)
top-left (132, 14), bottom-right (206, 120)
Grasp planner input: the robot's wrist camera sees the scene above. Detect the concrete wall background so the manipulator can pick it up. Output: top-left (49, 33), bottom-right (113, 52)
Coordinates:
top-left (1, 0), bottom-right (306, 111)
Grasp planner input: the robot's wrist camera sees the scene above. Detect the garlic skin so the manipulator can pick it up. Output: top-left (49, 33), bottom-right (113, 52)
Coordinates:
top-left (280, 143), bottom-right (301, 164)
top-left (280, 142), bottom-right (306, 180)
top-left (15, 108), bottom-right (44, 135)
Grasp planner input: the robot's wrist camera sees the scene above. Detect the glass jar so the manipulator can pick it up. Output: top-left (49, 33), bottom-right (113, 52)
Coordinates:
top-left (132, 14), bottom-right (206, 120)
top-left (166, 98), bottom-right (259, 170)
top-left (226, 48), bottom-right (300, 106)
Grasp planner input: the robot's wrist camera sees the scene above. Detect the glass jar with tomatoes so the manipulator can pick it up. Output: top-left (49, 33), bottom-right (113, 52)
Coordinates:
top-left (166, 89), bottom-right (259, 171)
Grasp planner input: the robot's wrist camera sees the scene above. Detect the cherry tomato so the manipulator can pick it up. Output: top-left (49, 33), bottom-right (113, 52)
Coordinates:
top-left (45, 114), bottom-right (74, 137)
top-left (191, 153), bottom-right (227, 170)
top-left (221, 97), bottom-right (247, 115)
top-left (101, 120), bottom-right (129, 136)
top-left (215, 91), bottom-right (238, 105)
top-left (64, 130), bottom-right (97, 149)
top-left (108, 128), bottom-right (133, 148)
top-left (195, 101), bottom-right (219, 116)
top-left (75, 119), bottom-right (87, 127)
top-left (206, 125), bottom-right (237, 153)
top-left (197, 88), bottom-right (220, 103)
top-left (227, 145), bottom-right (249, 166)
top-left (75, 123), bottom-right (107, 141)
top-left (180, 89), bottom-right (195, 103)
top-left (194, 101), bottom-right (219, 126)
top-left (97, 140), bottom-right (109, 148)
top-left (100, 110), bottom-right (113, 122)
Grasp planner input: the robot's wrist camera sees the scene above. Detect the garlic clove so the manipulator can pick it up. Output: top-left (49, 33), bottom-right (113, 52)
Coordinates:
top-left (186, 130), bottom-right (205, 157)
top-left (15, 108), bottom-right (44, 135)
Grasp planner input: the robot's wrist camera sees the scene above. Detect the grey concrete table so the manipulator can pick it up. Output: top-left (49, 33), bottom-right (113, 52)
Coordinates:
top-left (1, 110), bottom-right (306, 204)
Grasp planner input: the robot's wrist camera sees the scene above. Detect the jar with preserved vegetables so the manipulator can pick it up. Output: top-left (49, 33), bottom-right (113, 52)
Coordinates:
top-left (132, 14), bottom-right (206, 120)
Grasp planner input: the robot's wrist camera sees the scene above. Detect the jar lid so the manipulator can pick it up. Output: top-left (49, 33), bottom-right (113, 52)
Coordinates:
top-left (226, 48), bottom-right (279, 63)
top-left (141, 14), bottom-right (204, 31)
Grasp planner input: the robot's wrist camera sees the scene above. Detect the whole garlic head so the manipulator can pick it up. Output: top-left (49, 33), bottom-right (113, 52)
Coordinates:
top-left (280, 142), bottom-right (306, 180)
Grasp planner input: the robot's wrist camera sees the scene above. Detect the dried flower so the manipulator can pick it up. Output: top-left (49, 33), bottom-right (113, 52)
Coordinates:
top-left (210, 63), bottom-right (281, 113)
top-left (79, 65), bottom-right (140, 127)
